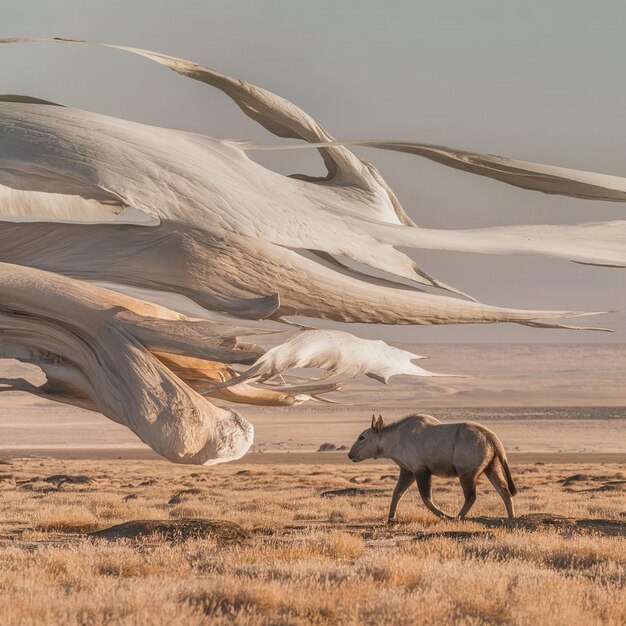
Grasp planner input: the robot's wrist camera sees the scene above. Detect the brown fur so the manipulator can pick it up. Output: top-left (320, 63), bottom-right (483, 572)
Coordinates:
top-left (349, 414), bottom-right (517, 522)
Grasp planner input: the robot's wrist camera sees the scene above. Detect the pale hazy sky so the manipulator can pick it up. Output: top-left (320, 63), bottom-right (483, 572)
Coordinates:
top-left (3, 1), bottom-right (625, 343)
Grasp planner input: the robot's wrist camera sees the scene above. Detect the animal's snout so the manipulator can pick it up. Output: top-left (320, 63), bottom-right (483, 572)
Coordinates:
top-left (348, 449), bottom-right (359, 462)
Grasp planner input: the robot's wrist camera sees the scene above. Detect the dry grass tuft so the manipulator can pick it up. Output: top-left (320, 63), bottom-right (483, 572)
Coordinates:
top-left (31, 507), bottom-right (101, 533)
top-left (316, 530), bottom-right (365, 558)
top-left (182, 582), bottom-right (281, 617)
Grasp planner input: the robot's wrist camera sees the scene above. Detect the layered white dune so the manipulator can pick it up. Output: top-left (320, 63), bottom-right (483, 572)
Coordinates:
top-left (0, 38), bottom-right (622, 463)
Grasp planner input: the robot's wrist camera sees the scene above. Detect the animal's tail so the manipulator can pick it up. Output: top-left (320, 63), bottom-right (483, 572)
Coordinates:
top-left (502, 459), bottom-right (518, 497)
top-left (494, 442), bottom-right (518, 497)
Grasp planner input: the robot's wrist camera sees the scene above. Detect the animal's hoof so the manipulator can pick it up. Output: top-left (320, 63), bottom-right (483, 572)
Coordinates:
top-left (387, 518), bottom-right (399, 526)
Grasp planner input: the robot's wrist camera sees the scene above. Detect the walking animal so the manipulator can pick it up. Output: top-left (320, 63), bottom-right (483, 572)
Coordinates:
top-left (348, 414), bottom-right (517, 522)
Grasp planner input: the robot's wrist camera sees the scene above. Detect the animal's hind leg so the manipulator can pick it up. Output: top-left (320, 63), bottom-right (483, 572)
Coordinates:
top-left (414, 469), bottom-right (454, 521)
top-left (457, 472), bottom-right (478, 520)
top-left (485, 464), bottom-right (515, 519)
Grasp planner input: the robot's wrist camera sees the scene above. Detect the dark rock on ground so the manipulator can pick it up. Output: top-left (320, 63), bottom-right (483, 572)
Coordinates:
top-left (564, 480), bottom-right (626, 494)
top-left (598, 480), bottom-right (626, 491)
top-left (560, 474), bottom-right (592, 485)
top-left (89, 519), bottom-right (248, 543)
top-left (349, 476), bottom-right (372, 484)
top-left (321, 488), bottom-right (369, 498)
top-left (168, 488), bottom-right (205, 504)
top-left (411, 530), bottom-right (494, 541)
top-left (317, 443), bottom-right (337, 452)
top-left (252, 525), bottom-right (276, 536)
top-left (472, 513), bottom-right (625, 537)
top-left (44, 474), bottom-right (93, 486)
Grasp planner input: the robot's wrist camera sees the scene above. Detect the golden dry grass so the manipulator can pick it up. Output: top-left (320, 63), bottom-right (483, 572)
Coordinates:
top-left (0, 457), bottom-right (623, 625)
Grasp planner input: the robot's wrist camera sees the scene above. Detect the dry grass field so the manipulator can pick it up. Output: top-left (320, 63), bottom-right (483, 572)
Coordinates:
top-left (0, 456), bottom-right (624, 625)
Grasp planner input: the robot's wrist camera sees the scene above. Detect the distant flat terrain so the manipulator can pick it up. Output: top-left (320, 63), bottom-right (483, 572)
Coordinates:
top-left (0, 449), bottom-right (623, 465)
top-left (0, 344), bottom-right (624, 457)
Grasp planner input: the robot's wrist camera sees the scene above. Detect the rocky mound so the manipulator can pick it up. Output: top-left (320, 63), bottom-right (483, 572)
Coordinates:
top-left (89, 519), bottom-right (248, 543)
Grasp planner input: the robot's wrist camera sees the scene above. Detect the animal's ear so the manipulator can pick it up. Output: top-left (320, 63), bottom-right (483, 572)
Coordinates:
top-left (371, 414), bottom-right (376, 429)
top-left (375, 415), bottom-right (384, 433)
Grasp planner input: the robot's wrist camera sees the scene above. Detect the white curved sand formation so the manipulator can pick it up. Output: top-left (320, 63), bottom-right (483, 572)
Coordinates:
top-left (0, 264), bottom-right (258, 464)
top-left (204, 330), bottom-right (461, 393)
top-left (0, 38), bottom-right (623, 463)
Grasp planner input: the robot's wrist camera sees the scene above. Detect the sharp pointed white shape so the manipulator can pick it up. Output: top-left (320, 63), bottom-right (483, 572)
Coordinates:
top-left (377, 221), bottom-right (626, 268)
top-left (204, 329), bottom-right (459, 394)
top-left (0, 181), bottom-right (156, 225)
top-left (152, 351), bottom-right (342, 406)
top-left (354, 140), bottom-right (626, 202)
top-left (94, 281), bottom-right (289, 331)
top-left (250, 139), bottom-right (626, 203)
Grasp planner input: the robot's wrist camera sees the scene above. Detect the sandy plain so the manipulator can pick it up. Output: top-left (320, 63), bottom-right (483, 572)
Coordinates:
top-left (0, 344), bottom-right (624, 457)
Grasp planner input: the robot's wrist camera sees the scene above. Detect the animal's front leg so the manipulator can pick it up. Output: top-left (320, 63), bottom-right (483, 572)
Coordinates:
top-left (414, 469), bottom-right (455, 521)
top-left (387, 468), bottom-right (413, 524)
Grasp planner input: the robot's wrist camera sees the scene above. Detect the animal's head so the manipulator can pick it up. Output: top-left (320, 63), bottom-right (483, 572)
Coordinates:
top-left (348, 414), bottom-right (385, 462)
